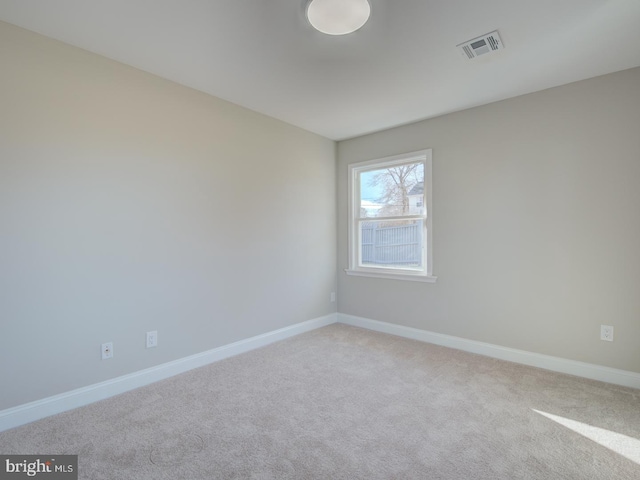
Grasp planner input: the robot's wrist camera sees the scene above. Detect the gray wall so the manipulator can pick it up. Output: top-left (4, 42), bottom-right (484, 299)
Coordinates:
top-left (0, 22), bottom-right (337, 410)
top-left (338, 67), bottom-right (640, 374)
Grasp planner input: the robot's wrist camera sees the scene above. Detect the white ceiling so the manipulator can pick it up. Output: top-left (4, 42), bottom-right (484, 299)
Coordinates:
top-left (1, 0), bottom-right (639, 140)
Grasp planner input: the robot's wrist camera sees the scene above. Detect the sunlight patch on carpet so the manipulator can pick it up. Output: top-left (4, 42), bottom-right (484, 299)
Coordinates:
top-left (533, 409), bottom-right (640, 465)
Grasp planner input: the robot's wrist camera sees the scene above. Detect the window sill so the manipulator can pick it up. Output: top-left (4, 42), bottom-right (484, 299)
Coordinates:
top-left (344, 269), bottom-right (438, 283)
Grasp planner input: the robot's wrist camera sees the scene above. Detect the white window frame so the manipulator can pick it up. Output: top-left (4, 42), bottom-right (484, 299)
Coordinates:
top-left (346, 149), bottom-right (436, 283)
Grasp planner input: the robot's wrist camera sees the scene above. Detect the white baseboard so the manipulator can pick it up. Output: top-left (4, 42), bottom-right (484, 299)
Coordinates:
top-left (338, 313), bottom-right (640, 390)
top-left (0, 313), bottom-right (337, 432)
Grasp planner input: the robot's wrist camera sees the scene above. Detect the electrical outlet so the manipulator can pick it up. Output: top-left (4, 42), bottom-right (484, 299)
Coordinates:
top-left (330, 292), bottom-right (336, 302)
top-left (600, 325), bottom-right (614, 342)
top-left (146, 330), bottom-right (158, 348)
top-left (101, 342), bottom-right (113, 360)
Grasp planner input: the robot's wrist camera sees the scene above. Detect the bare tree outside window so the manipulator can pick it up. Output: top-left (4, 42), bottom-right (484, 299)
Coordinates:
top-left (366, 163), bottom-right (424, 218)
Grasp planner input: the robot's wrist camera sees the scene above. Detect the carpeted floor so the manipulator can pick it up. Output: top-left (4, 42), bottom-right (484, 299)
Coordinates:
top-left (1, 324), bottom-right (639, 479)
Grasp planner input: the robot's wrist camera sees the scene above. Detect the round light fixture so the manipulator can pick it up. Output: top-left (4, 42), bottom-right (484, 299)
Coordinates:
top-left (306, 0), bottom-right (371, 36)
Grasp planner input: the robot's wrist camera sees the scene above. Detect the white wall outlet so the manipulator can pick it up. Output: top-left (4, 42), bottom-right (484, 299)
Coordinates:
top-left (330, 292), bottom-right (336, 302)
top-left (146, 330), bottom-right (158, 348)
top-left (600, 325), bottom-right (614, 342)
top-left (101, 342), bottom-right (113, 360)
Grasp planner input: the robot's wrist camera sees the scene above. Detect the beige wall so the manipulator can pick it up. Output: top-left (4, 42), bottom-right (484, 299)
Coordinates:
top-left (0, 21), bottom-right (337, 410)
top-left (338, 67), bottom-right (640, 374)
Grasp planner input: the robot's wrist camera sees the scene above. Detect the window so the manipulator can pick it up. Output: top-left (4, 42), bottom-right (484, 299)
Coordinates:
top-left (346, 149), bottom-right (436, 282)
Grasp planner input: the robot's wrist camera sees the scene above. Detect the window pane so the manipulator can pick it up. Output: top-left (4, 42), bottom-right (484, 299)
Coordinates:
top-left (359, 162), bottom-right (424, 218)
top-left (360, 219), bottom-right (424, 269)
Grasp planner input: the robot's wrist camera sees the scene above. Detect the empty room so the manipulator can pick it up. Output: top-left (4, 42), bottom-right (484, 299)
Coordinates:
top-left (1, 1), bottom-right (639, 478)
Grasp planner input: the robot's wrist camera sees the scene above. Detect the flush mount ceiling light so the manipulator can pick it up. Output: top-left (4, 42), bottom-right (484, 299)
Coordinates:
top-left (306, 0), bottom-right (371, 36)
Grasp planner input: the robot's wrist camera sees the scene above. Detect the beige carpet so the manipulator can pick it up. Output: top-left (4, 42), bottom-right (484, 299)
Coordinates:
top-left (1, 324), bottom-right (639, 479)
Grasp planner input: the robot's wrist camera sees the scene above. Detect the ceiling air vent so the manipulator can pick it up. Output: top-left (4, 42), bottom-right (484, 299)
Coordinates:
top-left (457, 30), bottom-right (504, 59)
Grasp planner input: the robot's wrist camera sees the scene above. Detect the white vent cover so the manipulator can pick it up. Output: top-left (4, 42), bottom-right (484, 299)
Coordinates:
top-left (457, 31), bottom-right (504, 59)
